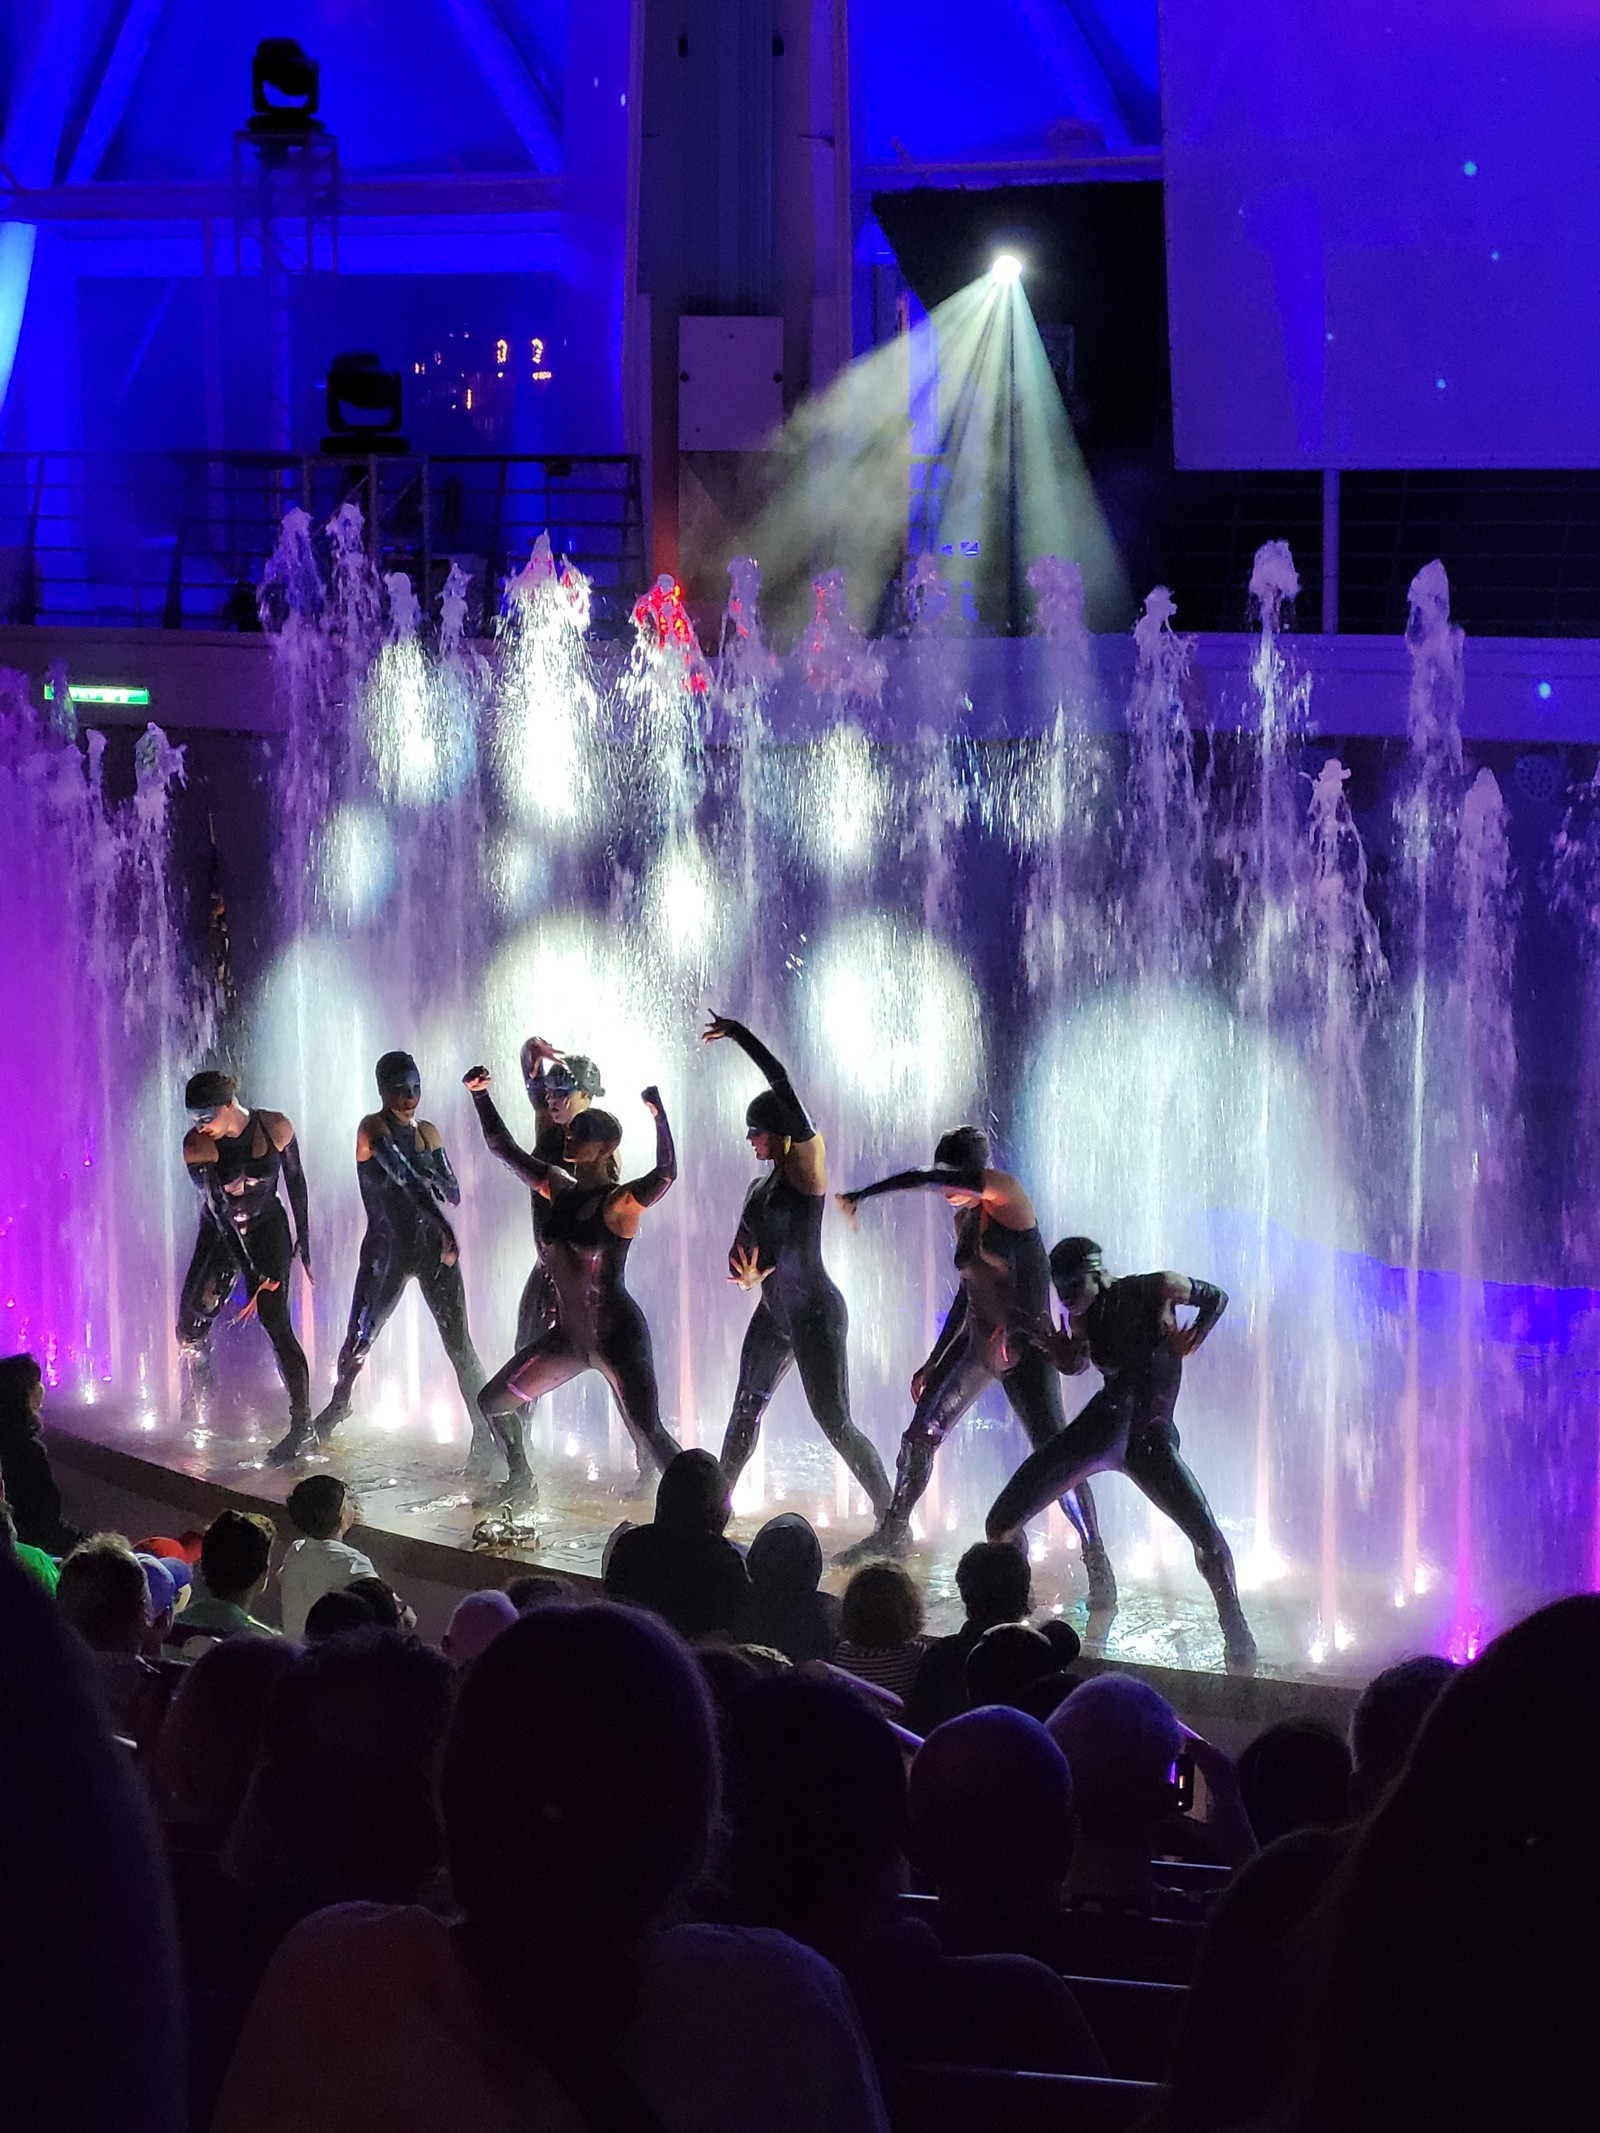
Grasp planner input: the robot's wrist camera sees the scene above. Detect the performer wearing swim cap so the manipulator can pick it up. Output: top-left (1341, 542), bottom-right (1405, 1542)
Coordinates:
top-left (834, 1128), bottom-right (1111, 1598)
top-left (986, 1238), bottom-right (1255, 1668)
top-left (467, 1072), bottom-right (681, 1497)
top-left (702, 1013), bottom-right (891, 1515)
top-left (476, 1036), bottom-right (606, 1357)
top-left (178, 1070), bottom-right (312, 1446)
top-left (275, 1053), bottom-right (490, 1471)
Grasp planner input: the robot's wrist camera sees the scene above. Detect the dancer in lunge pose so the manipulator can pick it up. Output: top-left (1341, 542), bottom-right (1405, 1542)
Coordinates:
top-left (702, 1014), bottom-right (891, 1515)
top-left (178, 1070), bottom-right (312, 1448)
top-left (986, 1238), bottom-right (1255, 1669)
top-left (468, 1071), bottom-right (681, 1497)
top-left (274, 1053), bottom-right (490, 1471)
top-left (834, 1127), bottom-right (1111, 1599)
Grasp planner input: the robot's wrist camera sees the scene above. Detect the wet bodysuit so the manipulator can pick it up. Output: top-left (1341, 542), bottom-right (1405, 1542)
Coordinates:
top-left (716, 1028), bottom-right (892, 1514)
top-left (314, 1118), bottom-right (487, 1446)
top-left (178, 1112), bottom-right (311, 1431)
top-left (476, 1099), bottom-right (682, 1483)
top-left (850, 1169), bottom-right (1107, 1588)
top-left (985, 1273), bottom-right (1251, 1651)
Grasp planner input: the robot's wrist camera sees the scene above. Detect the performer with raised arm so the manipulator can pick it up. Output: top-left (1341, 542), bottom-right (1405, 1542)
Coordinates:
top-left (500, 1037), bottom-right (606, 1352)
top-left (468, 1072), bottom-right (681, 1498)
top-left (273, 1052), bottom-right (490, 1471)
top-left (702, 1013), bottom-right (891, 1515)
top-left (178, 1070), bottom-right (312, 1448)
top-left (985, 1237), bottom-right (1255, 1668)
top-left (834, 1126), bottom-right (1111, 1600)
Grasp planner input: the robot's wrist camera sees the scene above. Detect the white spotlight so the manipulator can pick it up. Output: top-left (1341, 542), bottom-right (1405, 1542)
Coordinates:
top-left (991, 252), bottom-right (1024, 284)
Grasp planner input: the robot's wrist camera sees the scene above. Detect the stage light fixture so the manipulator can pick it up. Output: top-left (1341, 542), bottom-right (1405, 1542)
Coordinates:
top-left (247, 39), bottom-right (322, 135)
top-left (991, 252), bottom-right (1024, 284)
top-left (322, 351), bottom-right (408, 455)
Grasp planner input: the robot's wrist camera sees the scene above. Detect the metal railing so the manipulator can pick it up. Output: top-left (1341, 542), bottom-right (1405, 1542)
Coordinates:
top-left (0, 451), bottom-right (647, 634)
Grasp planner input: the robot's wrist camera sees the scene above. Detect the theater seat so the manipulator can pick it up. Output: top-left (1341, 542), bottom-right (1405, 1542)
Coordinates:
top-left (890, 2062), bottom-right (1159, 2133)
top-left (1062, 1974), bottom-right (1187, 2082)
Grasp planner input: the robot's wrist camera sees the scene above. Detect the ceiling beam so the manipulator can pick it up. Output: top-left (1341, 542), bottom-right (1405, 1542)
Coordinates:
top-left (65, 0), bottom-right (169, 183)
top-left (438, 0), bottom-right (562, 174)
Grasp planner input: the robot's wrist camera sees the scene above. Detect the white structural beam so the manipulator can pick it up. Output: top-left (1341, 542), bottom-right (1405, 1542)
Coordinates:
top-left (65, 0), bottom-right (170, 182)
top-left (438, 0), bottom-right (562, 174)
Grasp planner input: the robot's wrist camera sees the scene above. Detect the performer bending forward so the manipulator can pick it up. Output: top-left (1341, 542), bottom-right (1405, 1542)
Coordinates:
top-left (178, 1070), bottom-right (312, 1448)
top-left (276, 1052), bottom-right (489, 1470)
top-left (703, 1013), bottom-right (891, 1516)
top-left (835, 1126), bottom-right (1111, 1601)
top-left (986, 1237), bottom-right (1255, 1668)
top-left (469, 1072), bottom-right (682, 1497)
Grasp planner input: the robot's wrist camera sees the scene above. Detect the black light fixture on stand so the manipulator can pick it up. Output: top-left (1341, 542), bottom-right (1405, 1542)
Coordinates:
top-left (247, 39), bottom-right (323, 136)
top-left (322, 351), bottom-right (408, 455)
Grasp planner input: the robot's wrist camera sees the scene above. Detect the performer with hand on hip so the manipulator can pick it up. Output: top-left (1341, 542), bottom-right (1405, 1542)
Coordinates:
top-left (985, 1237), bottom-right (1254, 1669)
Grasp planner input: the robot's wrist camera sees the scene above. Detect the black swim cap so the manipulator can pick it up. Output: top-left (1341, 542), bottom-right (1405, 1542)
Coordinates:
top-left (545, 1052), bottom-right (605, 1098)
top-left (935, 1125), bottom-right (990, 1178)
top-left (746, 1090), bottom-right (791, 1137)
top-left (375, 1050), bottom-right (420, 1091)
top-left (185, 1069), bottom-right (236, 1111)
top-left (564, 1106), bottom-right (622, 1150)
top-left (1050, 1236), bottom-right (1104, 1292)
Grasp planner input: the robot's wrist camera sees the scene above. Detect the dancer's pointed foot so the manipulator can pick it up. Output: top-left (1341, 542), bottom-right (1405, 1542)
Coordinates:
top-left (267, 1415), bottom-right (318, 1466)
top-left (834, 1517), bottom-right (912, 1567)
top-left (1082, 1541), bottom-right (1118, 1613)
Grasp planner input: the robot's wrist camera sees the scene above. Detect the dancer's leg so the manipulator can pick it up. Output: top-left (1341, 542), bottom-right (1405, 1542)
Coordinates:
top-left (477, 1333), bottom-right (585, 1498)
top-left (309, 1228), bottom-right (408, 1442)
top-left (1125, 1418), bottom-right (1256, 1667)
top-left (721, 1301), bottom-right (793, 1491)
top-left (1000, 1351), bottom-right (1120, 1607)
top-left (597, 1300), bottom-right (681, 1486)
top-left (176, 1224), bottom-right (235, 1416)
top-left (790, 1287), bottom-right (892, 1517)
top-left (837, 1340), bottom-right (993, 1562)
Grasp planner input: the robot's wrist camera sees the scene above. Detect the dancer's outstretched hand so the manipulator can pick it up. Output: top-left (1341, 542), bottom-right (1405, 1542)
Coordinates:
top-left (701, 1013), bottom-right (737, 1045)
top-left (521, 1035), bottom-right (561, 1065)
top-left (729, 1242), bottom-right (771, 1291)
top-left (910, 1367), bottom-right (929, 1402)
top-left (462, 1066), bottom-right (492, 1093)
top-left (834, 1192), bottom-right (860, 1228)
top-left (640, 1084), bottom-right (663, 1116)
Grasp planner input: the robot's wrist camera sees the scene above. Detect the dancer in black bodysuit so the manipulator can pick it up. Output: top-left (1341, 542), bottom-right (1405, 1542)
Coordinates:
top-left (469, 1072), bottom-right (681, 1496)
top-left (497, 1038), bottom-right (606, 1353)
top-left (178, 1070), bottom-right (312, 1444)
top-left (702, 1014), bottom-right (891, 1515)
top-left (272, 1052), bottom-right (489, 1470)
top-left (986, 1237), bottom-right (1255, 1668)
top-left (834, 1127), bottom-right (1112, 1602)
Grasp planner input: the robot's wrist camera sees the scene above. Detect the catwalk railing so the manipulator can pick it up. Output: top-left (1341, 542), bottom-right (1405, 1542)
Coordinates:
top-left (0, 451), bottom-right (647, 635)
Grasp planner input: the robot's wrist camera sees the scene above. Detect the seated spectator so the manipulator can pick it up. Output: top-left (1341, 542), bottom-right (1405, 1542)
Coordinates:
top-left (905, 1539), bottom-right (1033, 1735)
top-left (0, 1351), bottom-right (81, 1554)
top-left (170, 1510), bottom-right (276, 1651)
top-left (0, 1556), bottom-right (185, 2128)
top-left (504, 1572), bottom-right (566, 1611)
top-left (0, 1489), bottom-right (59, 1593)
top-left (735, 1513), bottom-right (841, 1661)
top-left (603, 1448), bottom-right (749, 1641)
top-left (723, 1671), bottom-right (1106, 2080)
top-left (56, 1532), bottom-right (172, 1755)
top-left (1048, 1674), bottom-right (1187, 1914)
top-left (277, 1476), bottom-right (376, 1639)
top-left (441, 1587), bottom-right (517, 1667)
top-left (835, 1559), bottom-right (928, 1702)
top-left (213, 1603), bottom-right (887, 2133)
top-left (1157, 1825), bottom-right (1350, 2133)
top-left (304, 1588), bottom-right (383, 1643)
top-left (1266, 1595), bottom-right (1600, 2133)
top-left (209, 1630), bottom-right (455, 1999)
top-left (153, 1635), bottom-right (302, 1858)
top-left (965, 1619), bottom-right (1079, 1720)
top-left (1346, 1653), bottom-right (1455, 1815)
top-left (136, 1549), bottom-right (190, 1650)
top-left (347, 1573), bottom-right (414, 1631)
top-left (1237, 1717), bottom-right (1352, 1845)
top-left (908, 1706), bottom-right (1075, 1923)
